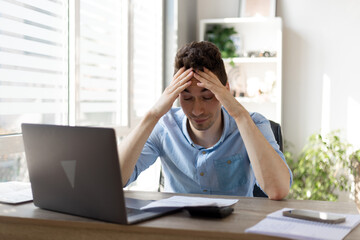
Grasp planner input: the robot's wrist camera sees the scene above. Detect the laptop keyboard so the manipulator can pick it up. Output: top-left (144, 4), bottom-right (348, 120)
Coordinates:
top-left (126, 207), bottom-right (144, 217)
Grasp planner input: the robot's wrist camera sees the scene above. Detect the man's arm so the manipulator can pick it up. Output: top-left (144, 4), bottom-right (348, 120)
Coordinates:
top-left (119, 111), bottom-right (160, 186)
top-left (119, 67), bottom-right (193, 186)
top-left (234, 113), bottom-right (290, 200)
top-left (194, 68), bottom-right (290, 200)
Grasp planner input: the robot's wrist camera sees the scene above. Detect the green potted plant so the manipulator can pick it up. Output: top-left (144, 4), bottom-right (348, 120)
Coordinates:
top-left (205, 25), bottom-right (238, 65)
top-left (286, 130), bottom-right (358, 201)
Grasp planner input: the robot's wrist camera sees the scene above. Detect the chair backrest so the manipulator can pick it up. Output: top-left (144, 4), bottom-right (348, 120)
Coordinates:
top-left (269, 120), bottom-right (284, 152)
top-left (252, 120), bottom-right (283, 198)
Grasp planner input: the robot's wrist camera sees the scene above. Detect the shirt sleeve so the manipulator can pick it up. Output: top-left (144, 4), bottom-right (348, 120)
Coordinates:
top-left (251, 113), bottom-right (293, 190)
top-left (124, 122), bottom-right (163, 187)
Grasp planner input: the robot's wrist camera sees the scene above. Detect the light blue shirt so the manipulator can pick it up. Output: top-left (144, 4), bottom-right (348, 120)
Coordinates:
top-left (126, 107), bottom-right (292, 196)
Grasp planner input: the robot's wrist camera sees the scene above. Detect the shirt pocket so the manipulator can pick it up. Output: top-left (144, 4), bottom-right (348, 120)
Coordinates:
top-left (213, 155), bottom-right (249, 191)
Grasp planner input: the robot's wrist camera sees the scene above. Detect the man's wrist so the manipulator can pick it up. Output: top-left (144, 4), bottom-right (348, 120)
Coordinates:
top-left (147, 108), bottom-right (163, 123)
top-left (233, 109), bottom-right (251, 126)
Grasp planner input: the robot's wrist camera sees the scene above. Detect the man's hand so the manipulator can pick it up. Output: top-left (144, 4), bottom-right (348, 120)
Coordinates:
top-left (150, 67), bottom-right (193, 119)
top-left (194, 68), bottom-right (245, 120)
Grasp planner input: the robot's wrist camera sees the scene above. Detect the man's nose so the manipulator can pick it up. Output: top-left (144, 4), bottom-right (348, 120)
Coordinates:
top-left (192, 99), bottom-right (204, 116)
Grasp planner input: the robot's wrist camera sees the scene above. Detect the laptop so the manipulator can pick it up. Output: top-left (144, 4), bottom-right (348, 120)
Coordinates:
top-left (21, 123), bottom-right (177, 224)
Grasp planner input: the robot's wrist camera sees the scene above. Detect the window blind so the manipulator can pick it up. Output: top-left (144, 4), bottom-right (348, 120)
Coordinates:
top-left (78, 0), bottom-right (123, 126)
top-left (131, 0), bottom-right (163, 118)
top-left (0, 0), bottom-right (69, 135)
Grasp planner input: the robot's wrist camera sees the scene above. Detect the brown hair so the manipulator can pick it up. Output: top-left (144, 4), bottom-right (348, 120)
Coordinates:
top-left (174, 41), bottom-right (227, 86)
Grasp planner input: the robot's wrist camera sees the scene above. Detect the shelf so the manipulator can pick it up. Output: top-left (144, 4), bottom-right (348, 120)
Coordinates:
top-left (200, 17), bottom-right (282, 124)
top-left (235, 97), bottom-right (277, 104)
top-left (200, 17), bottom-right (282, 25)
top-left (223, 57), bottom-right (278, 64)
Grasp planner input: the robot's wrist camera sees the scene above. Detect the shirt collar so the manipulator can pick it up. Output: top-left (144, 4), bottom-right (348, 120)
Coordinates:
top-left (182, 114), bottom-right (196, 148)
top-left (218, 107), bottom-right (229, 145)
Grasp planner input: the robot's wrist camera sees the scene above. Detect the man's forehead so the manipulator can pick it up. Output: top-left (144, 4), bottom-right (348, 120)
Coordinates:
top-left (181, 77), bottom-right (211, 93)
top-left (183, 86), bottom-right (210, 94)
top-left (190, 78), bottom-right (200, 86)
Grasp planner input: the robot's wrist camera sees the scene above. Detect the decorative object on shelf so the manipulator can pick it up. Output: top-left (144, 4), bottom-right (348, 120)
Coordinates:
top-left (245, 50), bottom-right (277, 58)
top-left (227, 63), bottom-right (276, 100)
top-left (260, 71), bottom-right (276, 95)
top-left (239, 0), bottom-right (277, 18)
top-left (246, 77), bottom-right (261, 98)
top-left (205, 25), bottom-right (238, 65)
top-left (227, 65), bottom-right (246, 97)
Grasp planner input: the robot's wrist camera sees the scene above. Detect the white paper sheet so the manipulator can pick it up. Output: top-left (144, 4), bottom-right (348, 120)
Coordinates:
top-left (140, 196), bottom-right (238, 210)
top-left (0, 181), bottom-right (33, 204)
top-left (245, 208), bottom-right (360, 240)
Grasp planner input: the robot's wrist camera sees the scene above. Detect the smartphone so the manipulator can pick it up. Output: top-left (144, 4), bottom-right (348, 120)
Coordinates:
top-left (282, 209), bottom-right (346, 224)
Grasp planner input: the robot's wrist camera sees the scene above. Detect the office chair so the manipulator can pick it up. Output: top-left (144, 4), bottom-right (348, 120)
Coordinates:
top-left (252, 120), bottom-right (284, 198)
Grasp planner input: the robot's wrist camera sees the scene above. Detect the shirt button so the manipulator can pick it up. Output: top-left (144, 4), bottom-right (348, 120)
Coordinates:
top-left (227, 160), bottom-right (232, 164)
top-left (202, 151), bottom-right (206, 155)
top-left (200, 172), bottom-right (205, 176)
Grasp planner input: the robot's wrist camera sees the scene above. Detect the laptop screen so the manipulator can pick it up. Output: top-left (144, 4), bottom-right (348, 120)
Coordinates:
top-left (22, 124), bottom-right (128, 223)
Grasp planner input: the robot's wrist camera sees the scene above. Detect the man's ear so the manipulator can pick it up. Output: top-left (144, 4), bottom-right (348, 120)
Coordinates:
top-left (225, 82), bottom-right (230, 91)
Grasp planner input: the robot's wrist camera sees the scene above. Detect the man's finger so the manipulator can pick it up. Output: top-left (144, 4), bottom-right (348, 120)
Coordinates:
top-left (177, 67), bottom-right (193, 80)
top-left (194, 69), bottom-right (217, 85)
top-left (168, 70), bottom-right (193, 93)
top-left (194, 72), bottom-right (212, 86)
top-left (173, 68), bottom-right (192, 85)
top-left (173, 67), bottom-right (185, 80)
top-left (174, 80), bottom-right (192, 95)
top-left (203, 67), bottom-right (218, 79)
top-left (175, 71), bottom-right (193, 88)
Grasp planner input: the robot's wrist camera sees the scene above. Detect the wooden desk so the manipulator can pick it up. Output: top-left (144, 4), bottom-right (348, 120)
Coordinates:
top-left (0, 191), bottom-right (359, 240)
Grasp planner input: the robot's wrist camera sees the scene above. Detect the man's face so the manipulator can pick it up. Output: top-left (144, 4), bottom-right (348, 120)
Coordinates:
top-left (179, 78), bottom-right (222, 131)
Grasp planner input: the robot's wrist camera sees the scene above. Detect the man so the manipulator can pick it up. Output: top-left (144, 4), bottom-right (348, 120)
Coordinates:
top-left (120, 41), bottom-right (292, 200)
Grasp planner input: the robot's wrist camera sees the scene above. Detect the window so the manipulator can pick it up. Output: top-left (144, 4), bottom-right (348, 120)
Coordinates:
top-left (77, 0), bottom-right (124, 126)
top-left (0, 0), bottom-right (69, 182)
top-left (0, 0), bottom-right (69, 135)
top-left (131, 0), bottom-right (163, 119)
top-left (0, 0), bottom-right (163, 182)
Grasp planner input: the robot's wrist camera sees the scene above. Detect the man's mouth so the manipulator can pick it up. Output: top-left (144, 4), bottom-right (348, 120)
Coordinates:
top-left (192, 117), bottom-right (208, 124)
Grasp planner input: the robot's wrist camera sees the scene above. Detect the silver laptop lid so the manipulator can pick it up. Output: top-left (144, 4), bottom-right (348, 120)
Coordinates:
top-left (21, 123), bottom-right (127, 224)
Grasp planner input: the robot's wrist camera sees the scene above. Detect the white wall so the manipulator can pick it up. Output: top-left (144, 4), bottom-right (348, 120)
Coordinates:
top-left (193, 0), bottom-right (360, 154)
top-left (178, 0), bottom-right (197, 48)
top-left (196, 0), bottom-right (240, 38)
top-left (165, 0), bottom-right (198, 87)
top-left (278, 0), bottom-right (360, 154)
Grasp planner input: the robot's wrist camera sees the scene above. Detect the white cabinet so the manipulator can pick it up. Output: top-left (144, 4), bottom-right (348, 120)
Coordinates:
top-left (199, 17), bottom-right (283, 124)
